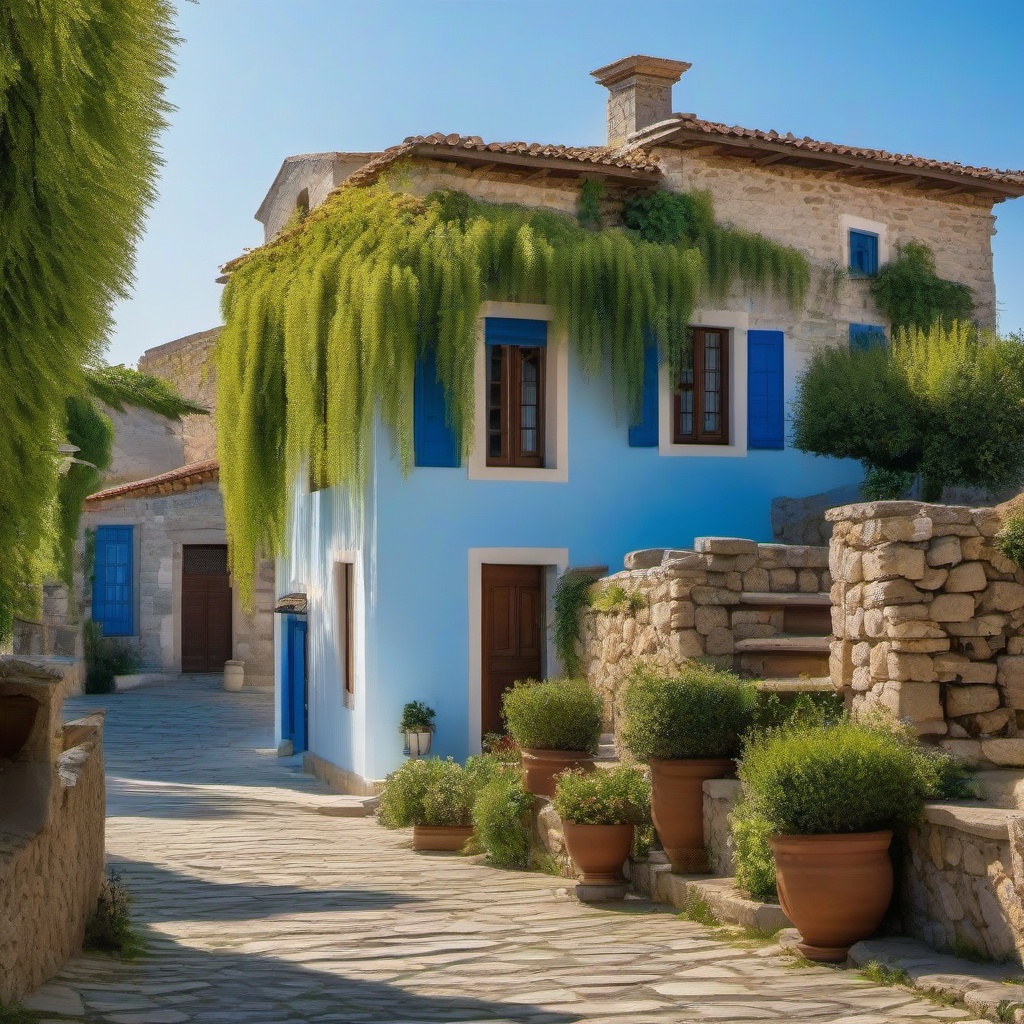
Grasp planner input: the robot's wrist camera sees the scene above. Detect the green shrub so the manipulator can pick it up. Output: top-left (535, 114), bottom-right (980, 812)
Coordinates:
top-left (502, 678), bottom-right (603, 754)
top-left (83, 619), bottom-right (140, 695)
top-left (620, 664), bottom-right (755, 762)
top-left (553, 764), bottom-right (651, 825)
top-left (997, 512), bottom-right (1024, 569)
top-left (84, 870), bottom-right (145, 958)
top-left (377, 757), bottom-right (475, 828)
top-left (731, 800), bottom-right (778, 903)
top-left (472, 774), bottom-right (533, 868)
top-left (398, 700), bottom-right (435, 732)
top-left (622, 189), bottom-right (714, 245)
top-left (751, 689), bottom-right (845, 733)
top-left (737, 720), bottom-right (934, 836)
top-left (589, 584), bottom-right (646, 614)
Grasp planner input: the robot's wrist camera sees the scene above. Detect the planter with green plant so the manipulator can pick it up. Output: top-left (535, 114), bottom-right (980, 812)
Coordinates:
top-left (501, 678), bottom-right (603, 798)
top-left (737, 718), bottom-right (937, 962)
top-left (553, 764), bottom-right (650, 886)
top-left (377, 756), bottom-right (475, 851)
top-left (399, 700), bottom-right (436, 757)
top-left (620, 664), bottom-right (755, 872)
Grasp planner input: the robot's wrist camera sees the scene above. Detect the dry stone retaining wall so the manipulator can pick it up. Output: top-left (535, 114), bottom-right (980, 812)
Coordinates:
top-left (827, 501), bottom-right (1024, 764)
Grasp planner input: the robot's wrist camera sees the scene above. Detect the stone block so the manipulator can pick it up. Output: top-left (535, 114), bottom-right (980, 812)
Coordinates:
top-left (704, 553), bottom-right (757, 572)
top-left (670, 630), bottom-right (704, 660)
top-left (670, 605), bottom-right (695, 630)
top-left (972, 507), bottom-right (1003, 537)
top-left (916, 567), bottom-right (948, 591)
top-left (939, 738), bottom-right (984, 767)
top-left (959, 636), bottom-right (994, 661)
top-left (882, 603), bottom-right (931, 624)
top-left (881, 515), bottom-right (934, 543)
top-left (1009, 637), bottom-right (1024, 656)
top-left (705, 627), bottom-right (734, 656)
top-left (782, 545), bottom-right (830, 569)
top-left (927, 535), bottom-right (963, 567)
top-left (998, 656), bottom-right (1024, 708)
top-left (981, 738), bottom-right (1024, 767)
top-left (946, 614), bottom-right (1006, 637)
top-left (975, 707), bottom-right (1013, 735)
top-left (958, 661), bottom-right (998, 685)
top-left (864, 579), bottom-right (926, 609)
top-left (886, 651), bottom-right (937, 682)
top-left (888, 619), bottom-right (945, 639)
top-left (979, 582), bottom-right (1024, 613)
top-left (930, 593), bottom-right (976, 622)
top-left (929, 505), bottom-right (976, 526)
top-left (695, 537), bottom-right (758, 556)
top-left (869, 642), bottom-right (891, 679)
top-left (891, 681), bottom-right (943, 721)
top-left (934, 651), bottom-right (971, 676)
top-left (945, 684), bottom-right (1000, 717)
top-left (690, 587), bottom-right (741, 606)
top-left (694, 605), bottom-right (728, 635)
top-left (851, 640), bottom-right (871, 667)
top-left (863, 543), bottom-right (927, 582)
top-left (797, 569), bottom-right (820, 593)
top-left (838, 550), bottom-right (863, 585)
top-left (768, 568), bottom-right (797, 591)
top-left (742, 567), bottom-right (770, 592)
top-left (888, 638), bottom-right (950, 654)
top-left (863, 608), bottom-right (885, 637)
top-left (624, 549), bottom-right (666, 570)
top-left (945, 561), bottom-right (989, 593)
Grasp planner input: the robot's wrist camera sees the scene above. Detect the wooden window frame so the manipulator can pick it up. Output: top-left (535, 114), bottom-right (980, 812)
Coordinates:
top-left (335, 561), bottom-right (355, 703)
top-left (673, 327), bottom-right (730, 446)
top-left (486, 344), bottom-right (546, 468)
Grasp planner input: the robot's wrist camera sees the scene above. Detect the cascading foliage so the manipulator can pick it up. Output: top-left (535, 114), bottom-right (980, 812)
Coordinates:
top-left (218, 182), bottom-right (811, 605)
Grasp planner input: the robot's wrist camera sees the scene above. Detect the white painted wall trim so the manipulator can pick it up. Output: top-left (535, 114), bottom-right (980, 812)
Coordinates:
top-left (659, 309), bottom-right (749, 458)
top-left (467, 546), bottom-right (569, 754)
top-left (467, 302), bottom-right (569, 483)
top-left (840, 213), bottom-right (890, 268)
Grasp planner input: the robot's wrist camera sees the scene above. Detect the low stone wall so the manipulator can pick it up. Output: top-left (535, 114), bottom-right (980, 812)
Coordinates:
top-left (827, 501), bottom-right (1024, 762)
top-left (580, 537), bottom-right (830, 714)
top-left (0, 660), bottom-right (106, 1002)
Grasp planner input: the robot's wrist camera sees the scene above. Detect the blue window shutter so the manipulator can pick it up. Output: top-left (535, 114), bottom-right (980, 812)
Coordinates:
top-left (92, 525), bottom-right (134, 636)
top-left (484, 317), bottom-right (548, 347)
top-left (628, 337), bottom-right (659, 447)
top-left (747, 330), bottom-right (785, 450)
top-left (413, 347), bottom-right (459, 467)
top-left (849, 229), bottom-right (879, 276)
top-left (849, 323), bottom-right (888, 352)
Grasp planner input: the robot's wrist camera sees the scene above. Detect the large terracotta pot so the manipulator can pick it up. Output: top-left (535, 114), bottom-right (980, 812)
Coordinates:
top-left (770, 831), bottom-right (894, 962)
top-left (412, 825), bottom-right (474, 852)
top-left (520, 748), bottom-right (595, 799)
top-left (0, 695), bottom-right (39, 759)
top-left (649, 757), bottom-right (734, 872)
top-left (563, 822), bottom-right (634, 884)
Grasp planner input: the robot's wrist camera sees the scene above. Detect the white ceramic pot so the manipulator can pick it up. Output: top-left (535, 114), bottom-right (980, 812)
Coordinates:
top-left (405, 730), bottom-right (433, 757)
top-left (223, 660), bottom-right (245, 692)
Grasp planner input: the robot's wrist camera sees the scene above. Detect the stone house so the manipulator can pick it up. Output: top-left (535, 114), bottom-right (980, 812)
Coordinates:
top-left (239, 54), bottom-right (1024, 792)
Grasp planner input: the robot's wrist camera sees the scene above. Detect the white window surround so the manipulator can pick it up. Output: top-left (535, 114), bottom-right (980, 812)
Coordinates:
top-left (841, 214), bottom-right (890, 268)
top-left (467, 301), bottom-right (569, 483)
top-left (467, 547), bottom-right (569, 754)
top-left (659, 309), bottom-right (749, 458)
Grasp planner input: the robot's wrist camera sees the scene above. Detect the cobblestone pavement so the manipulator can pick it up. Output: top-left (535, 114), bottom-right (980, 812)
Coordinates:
top-left (27, 678), bottom-right (980, 1024)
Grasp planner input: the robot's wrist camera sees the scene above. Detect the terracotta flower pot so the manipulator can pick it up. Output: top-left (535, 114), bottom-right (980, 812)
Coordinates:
top-left (412, 825), bottom-right (474, 852)
top-left (770, 831), bottom-right (894, 962)
top-left (649, 757), bottom-right (734, 872)
top-left (0, 695), bottom-right (39, 759)
top-left (520, 748), bottom-right (595, 799)
top-left (562, 822), bottom-right (634, 884)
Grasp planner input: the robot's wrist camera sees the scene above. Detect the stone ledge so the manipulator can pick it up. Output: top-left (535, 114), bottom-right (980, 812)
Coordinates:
top-left (924, 801), bottom-right (1022, 841)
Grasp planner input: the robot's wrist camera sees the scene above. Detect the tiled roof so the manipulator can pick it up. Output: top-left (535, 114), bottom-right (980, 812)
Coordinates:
top-left (343, 133), bottom-right (662, 187)
top-left (631, 114), bottom-right (1024, 192)
top-left (85, 459), bottom-right (219, 504)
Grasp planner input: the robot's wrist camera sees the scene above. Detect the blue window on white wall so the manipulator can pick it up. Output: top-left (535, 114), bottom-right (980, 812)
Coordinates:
top-left (849, 230), bottom-right (879, 276)
top-left (92, 525), bottom-right (134, 636)
top-left (849, 323), bottom-right (888, 352)
top-left (413, 346), bottom-right (460, 467)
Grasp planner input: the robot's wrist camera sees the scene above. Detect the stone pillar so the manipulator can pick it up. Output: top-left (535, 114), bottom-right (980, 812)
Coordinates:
top-left (591, 55), bottom-right (691, 148)
top-left (827, 501), bottom-right (1024, 764)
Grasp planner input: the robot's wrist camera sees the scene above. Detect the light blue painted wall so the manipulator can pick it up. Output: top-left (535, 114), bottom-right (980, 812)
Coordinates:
top-left (333, 338), bottom-right (862, 781)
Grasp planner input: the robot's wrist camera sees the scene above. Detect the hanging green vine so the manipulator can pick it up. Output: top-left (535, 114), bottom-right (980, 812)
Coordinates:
top-left (870, 242), bottom-right (974, 332)
top-left (218, 183), bottom-right (810, 605)
top-left (553, 570), bottom-right (604, 677)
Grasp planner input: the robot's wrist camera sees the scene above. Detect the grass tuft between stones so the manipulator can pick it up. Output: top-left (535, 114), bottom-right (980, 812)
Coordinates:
top-left (84, 869), bottom-right (146, 959)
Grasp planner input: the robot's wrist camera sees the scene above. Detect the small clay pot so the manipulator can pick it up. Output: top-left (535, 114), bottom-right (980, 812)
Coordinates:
top-left (770, 831), bottom-right (894, 962)
top-left (562, 822), bottom-right (634, 884)
top-left (411, 825), bottom-right (473, 852)
top-left (0, 695), bottom-right (39, 759)
top-left (520, 748), bottom-right (595, 799)
top-left (649, 757), bottom-right (735, 872)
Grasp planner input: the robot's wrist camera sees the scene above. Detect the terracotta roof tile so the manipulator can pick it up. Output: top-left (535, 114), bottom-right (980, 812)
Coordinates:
top-left (85, 460), bottom-right (219, 504)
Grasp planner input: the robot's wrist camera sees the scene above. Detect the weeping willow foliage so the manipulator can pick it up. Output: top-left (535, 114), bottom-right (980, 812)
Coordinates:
top-left (870, 242), bottom-right (975, 333)
top-left (0, 2), bottom-right (176, 637)
top-left (218, 184), bottom-right (810, 605)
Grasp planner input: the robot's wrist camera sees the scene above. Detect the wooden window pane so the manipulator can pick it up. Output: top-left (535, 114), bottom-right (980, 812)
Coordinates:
top-left (487, 344), bottom-right (546, 468)
top-left (673, 328), bottom-right (729, 445)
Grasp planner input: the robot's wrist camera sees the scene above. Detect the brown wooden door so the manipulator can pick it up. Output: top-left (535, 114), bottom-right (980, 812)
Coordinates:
top-left (482, 564), bottom-right (544, 736)
top-left (181, 545), bottom-right (232, 672)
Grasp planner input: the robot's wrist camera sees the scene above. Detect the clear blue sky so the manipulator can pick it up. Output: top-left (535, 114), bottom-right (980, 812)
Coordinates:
top-left (107, 0), bottom-right (1024, 365)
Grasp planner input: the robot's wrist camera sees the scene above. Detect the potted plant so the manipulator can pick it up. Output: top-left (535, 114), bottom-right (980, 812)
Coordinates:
top-left (377, 757), bottom-right (474, 851)
top-left (553, 764), bottom-right (650, 885)
top-left (400, 700), bottom-right (436, 757)
top-left (738, 719), bottom-right (935, 962)
top-left (619, 664), bottom-right (754, 872)
top-left (501, 678), bottom-right (603, 798)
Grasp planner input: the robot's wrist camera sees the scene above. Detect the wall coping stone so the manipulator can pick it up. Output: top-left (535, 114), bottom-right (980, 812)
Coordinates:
top-left (827, 500), bottom-right (1000, 526)
top-left (923, 800), bottom-right (1022, 841)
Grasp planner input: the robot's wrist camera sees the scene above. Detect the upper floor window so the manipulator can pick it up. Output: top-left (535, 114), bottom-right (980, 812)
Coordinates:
top-left (674, 327), bottom-right (729, 445)
top-left (487, 343), bottom-right (545, 467)
top-left (849, 229), bottom-right (879, 276)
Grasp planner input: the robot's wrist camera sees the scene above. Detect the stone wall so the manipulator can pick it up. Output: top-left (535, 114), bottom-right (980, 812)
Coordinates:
top-left (580, 537), bottom-right (831, 714)
top-left (0, 659), bottom-right (105, 1002)
top-left (827, 501), bottom-right (1024, 763)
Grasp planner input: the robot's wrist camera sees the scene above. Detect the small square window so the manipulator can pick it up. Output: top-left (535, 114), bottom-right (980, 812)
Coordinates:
top-left (849, 323), bottom-right (887, 352)
top-left (849, 229), bottom-right (879, 276)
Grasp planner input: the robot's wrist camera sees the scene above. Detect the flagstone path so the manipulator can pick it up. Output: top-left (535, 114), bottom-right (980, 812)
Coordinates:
top-left (27, 678), bottom-right (984, 1024)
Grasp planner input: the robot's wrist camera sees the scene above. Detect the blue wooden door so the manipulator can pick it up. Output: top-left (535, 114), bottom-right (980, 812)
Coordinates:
top-left (283, 615), bottom-right (308, 753)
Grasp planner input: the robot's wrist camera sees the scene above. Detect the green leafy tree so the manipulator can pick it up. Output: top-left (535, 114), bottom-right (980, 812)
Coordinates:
top-left (792, 322), bottom-right (1024, 501)
top-left (0, 3), bottom-right (176, 635)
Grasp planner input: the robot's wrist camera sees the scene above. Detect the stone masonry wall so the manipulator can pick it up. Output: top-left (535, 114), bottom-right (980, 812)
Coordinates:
top-left (827, 501), bottom-right (1024, 764)
top-left (581, 537), bottom-right (830, 716)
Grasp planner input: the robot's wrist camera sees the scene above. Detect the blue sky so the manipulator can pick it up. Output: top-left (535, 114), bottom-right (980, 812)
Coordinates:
top-left (108, 0), bottom-right (1024, 365)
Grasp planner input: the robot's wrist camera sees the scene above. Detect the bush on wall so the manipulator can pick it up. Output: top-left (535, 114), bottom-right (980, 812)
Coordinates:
top-left (501, 678), bottom-right (603, 754)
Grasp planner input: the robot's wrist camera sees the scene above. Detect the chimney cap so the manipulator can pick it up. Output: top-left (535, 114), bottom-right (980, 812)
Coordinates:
top-left (591, 55), bottom-right (691, 89)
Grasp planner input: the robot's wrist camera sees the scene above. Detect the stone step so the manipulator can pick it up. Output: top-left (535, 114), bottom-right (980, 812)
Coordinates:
top-left (736, 593), bottom-right (833, 636)
top-left (973, 769), bottom-right (1024, 809)
top-left (735, 635), bottom-right (831, 654)
top-left (753, 676), bottom-right (839, 694)
top-left (738, 591), bottom-right (831, 606)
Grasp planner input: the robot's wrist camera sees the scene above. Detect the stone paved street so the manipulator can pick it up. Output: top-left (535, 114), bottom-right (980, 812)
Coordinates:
top-left (27, 678), bottom-right (981, 1023)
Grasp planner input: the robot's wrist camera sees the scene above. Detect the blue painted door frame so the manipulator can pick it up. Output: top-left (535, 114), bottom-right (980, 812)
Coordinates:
top-left (282, 614), bottom-right (308, 753)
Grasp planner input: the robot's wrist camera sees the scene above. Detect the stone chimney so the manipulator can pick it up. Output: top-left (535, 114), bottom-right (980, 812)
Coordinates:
top-left (591, 55), bottom-right (691, 149)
